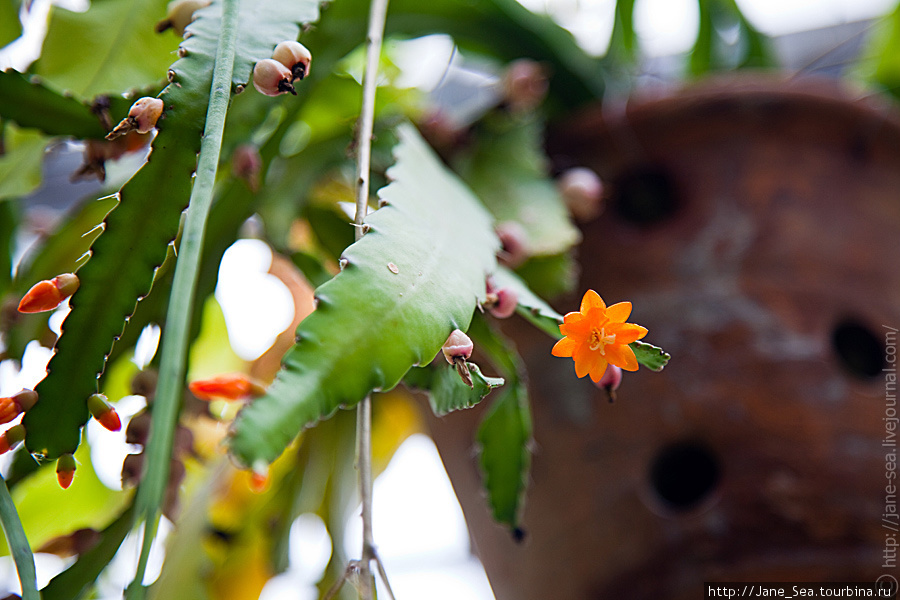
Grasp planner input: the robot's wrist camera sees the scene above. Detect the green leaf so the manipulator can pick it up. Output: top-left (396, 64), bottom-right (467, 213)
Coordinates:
top-left (456, 114), bottom-right (580, 256)
top-left (468, 316), bottom-right (531, 530)
top-left (34, 0), bottom-right (179, 98)
top-left (514, 252), bottom-right (578, 299)
top-left (229, 124), bottom-right (500, 466)
top-left (0, 0), bottom-right (22, 48)
top-left (0, 475), bottom-right (38, 600)
top-left (25, 0), bottom-right (320, 459)
top-left (0, 70), bottom-right (108, 139)
top-left (0, 124), bottom-right (45, 200)
top-left (865, 2), bottom-right (900, 99)
top-left (477, 384), bottom-right (531, 530)
top-left (630, 340), bottom-right (670, 372)
top-left (490, 266), bottom-right (563, 337)
top-left (429, 362), bottom-right (504, 416)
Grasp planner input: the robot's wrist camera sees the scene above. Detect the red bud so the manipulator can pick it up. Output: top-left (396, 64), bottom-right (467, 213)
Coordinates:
top-left (87, 393), bottom-right (121, 432)
top-left (0, 425), bottom-right (25, 455)
top-left (56, 454), bottom-right (76, 489)
top-left (188, 373), bottom-right (266, 401)
top-left (18, 274), bottom-right (79, 313)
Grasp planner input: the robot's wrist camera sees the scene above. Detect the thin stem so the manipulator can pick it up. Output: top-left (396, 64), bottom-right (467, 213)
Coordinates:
top-left (353, 0), bottom-right (390, 598)
top-left (125, 0), bottom-right (240, 598)
top-left (0, 474), bottom-right (38, 600)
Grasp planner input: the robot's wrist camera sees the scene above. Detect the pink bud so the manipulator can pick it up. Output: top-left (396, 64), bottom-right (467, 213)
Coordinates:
top-left (442, 329), bottom-right (474, 365)
top-left (495, 221), bottom-right (529, 268)
top-left (253, 59), bottom-right (296, 97)
top-left (558, 167), bottom-right (604, 222)
top-left (595, 365), bottom-right (623, 402)
top-left (502, 59), bottom-right (548, 114)
top-left (272, 40), bottom-right (312, 81)
top-left (488, 287), bottom-right (518, 319)
top-left (106, 98), bottom-right (164, 140)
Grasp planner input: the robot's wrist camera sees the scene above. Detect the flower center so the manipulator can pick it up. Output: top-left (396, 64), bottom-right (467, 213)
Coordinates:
top-left (589, 327), bottom-right (616, 354)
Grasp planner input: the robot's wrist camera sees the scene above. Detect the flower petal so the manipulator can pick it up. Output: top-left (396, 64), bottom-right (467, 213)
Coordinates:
top-left (612, 323), bottom-right (648, 345)
top-left (588, 359), bottom-right (609, 384)
top-left (580, 289), bottom-right (606, 314)
top-left (605, 343), bottom-right (638, 371)
top-left (606, 302), bottom-right (632, 323)
top-left (572, 343), bottom-right (594, 378)
top-left (551, 337), bottom-right (577, 357)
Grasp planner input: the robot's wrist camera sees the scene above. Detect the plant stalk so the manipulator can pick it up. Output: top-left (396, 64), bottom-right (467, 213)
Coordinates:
top-left (353, 0), bottom-right (392, 597)
top-left (125, 0), bottom-right (240, 597)
top-left (0, 474), bottom-right (38, 600)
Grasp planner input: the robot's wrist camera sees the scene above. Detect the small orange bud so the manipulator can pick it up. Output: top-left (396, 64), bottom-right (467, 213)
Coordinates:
top-left (0, 390), bottom-right (38, 425)
top-left (0, 425), bottom-right (25, 455)
top-left (188, 373), bottom-right (266, 401)
top-left (57, 454), bottom-right (76, 489)
top-left (249, 469), bottom-right (269, 493)
top-left (18, 274), bottom-right (79, 313)
top-left (87, 393), bottom-right (121, 432)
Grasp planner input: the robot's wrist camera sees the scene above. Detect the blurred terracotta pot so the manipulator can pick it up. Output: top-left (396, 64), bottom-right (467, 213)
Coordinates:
top-left (427, 77), bottom-right (900, 599)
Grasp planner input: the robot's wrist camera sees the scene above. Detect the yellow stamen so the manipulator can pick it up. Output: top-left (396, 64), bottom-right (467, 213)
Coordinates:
top-left (589, 327), bottom-right (616, 354)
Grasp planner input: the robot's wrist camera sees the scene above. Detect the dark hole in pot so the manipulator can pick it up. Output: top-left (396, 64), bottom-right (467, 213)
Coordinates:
top-left (832, 319), bottom-right (885, 379)
top-left (612, 166), bottom-right (679, 226)
top-left (649, 441), bottom-right (720, 511)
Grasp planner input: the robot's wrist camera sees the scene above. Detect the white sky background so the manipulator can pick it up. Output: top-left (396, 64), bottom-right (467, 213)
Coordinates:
top-left (1, 0), bottom-right (898, 598)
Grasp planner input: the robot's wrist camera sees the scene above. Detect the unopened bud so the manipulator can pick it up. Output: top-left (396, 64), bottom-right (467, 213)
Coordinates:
top-left (595, 365), bottom-right (623, 402)
top-left (502, 59), bottom-right (548, 114)
top-left (272, 40), bottom-right (312, 81)
top-left (558, 167), bottom-right (604, 222)
top-left (155, 0), bottom-right (210, 36)
top-left (56, 454), bottom-right (76, 489)
top-left (442, 329), bottom-right (473, 364)
top-left (249, 468), bottom-right (269, 493)
top-left (0, 425), bottom-right (25, 455)
top-left (188, 373), bottom-right (266, 401)
top-left (487, 287), bottom-right (518, 319)
top-left (88, 393), bottom-right (122, 432)
top-left (18, 273), bottom-right (79, 313)
top-left (0, 390), bottom-right (37, 425)
top-left (253, 59), bottom-right (296, 97)
top-left (232, 144), bottom-right (262, 192)
top-left (495, 221), bottom-right (529, 268)
top-left (106, 97), bottom-right (164, 140)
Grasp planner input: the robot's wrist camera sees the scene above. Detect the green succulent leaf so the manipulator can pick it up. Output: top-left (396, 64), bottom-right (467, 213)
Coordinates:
top-left (229, 124), bottom-right (500, 466)
top-left (490, 266), bottom-right (563, 337)
top-left (0, 70), bottom-right (102, 138)
top-left (429, 362), bottom-right (504, 416)
top-left (468, 315), bottom-right (531, 530)
top-left (456, 114), bottom-right (580, 257)
top-left (25, 0), bottom-right (320, 459)
top-left (0, 124), bottom-right (45, 201)
top-left (630, 340), bottom-right (670, 372)
top-left (34, 0), bottom-right (178, 98)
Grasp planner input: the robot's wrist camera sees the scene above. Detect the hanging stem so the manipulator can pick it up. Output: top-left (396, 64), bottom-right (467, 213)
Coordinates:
top-left (125, 0), bottom-right (240, 598)
top-left (351, 0), bottom-right (392, 598)
top-left (0, 474), bottom-right (38, 600)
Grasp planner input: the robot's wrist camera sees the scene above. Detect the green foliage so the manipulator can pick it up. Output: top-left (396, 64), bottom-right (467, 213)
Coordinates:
top-left (0, 71), bottom-right (108, 139)
top-left (34, 0), bottom-right (178, 97)
top-left (428, 362), bottom-right (505, 416)
top-left (0, 124), bottom-right (45, 201)
top-left (866, 2), bottom-right (900, 99)
top-left (689, 0), bottom-right (773, 76)
top-left (24, 0), bottom-right (320, 460)
top-left (457, 113), bottom-right (580, 257)
top-left (0, 0), bottom-right (22, 47)
top-left (229, 124), bottom-right (500, 466)
top-left (0, 475), bottom-right (38, 600)
top-left (630, 339), bottom-right (671, 372)
top-left (468, 315), bottom-right (532, 530)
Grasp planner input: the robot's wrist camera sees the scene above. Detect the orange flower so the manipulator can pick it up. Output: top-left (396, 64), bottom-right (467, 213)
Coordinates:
top-left (551, 289), bottom-right (648, 383)
top-left (188, 374), bottom-right (265, 401)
